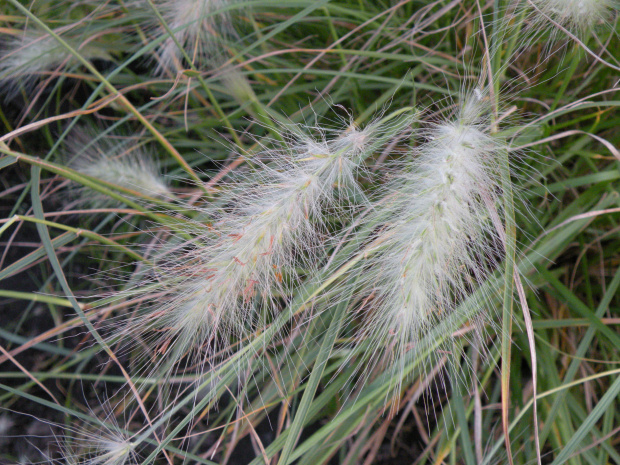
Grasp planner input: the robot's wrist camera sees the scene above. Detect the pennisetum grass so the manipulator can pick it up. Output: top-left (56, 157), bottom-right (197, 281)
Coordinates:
top-left (113, 113), bottom-right (413, 382)
top-left (340, 86), bottom-right (517, 401)
top-left (0, 29), bottom-right (109, 99)
top-left (63, 127), bottom-right (171, 208)
top-left (519, 0), bottom-right (618, 37)
top-left (0, 1), bottom-right (618, 464)
top-left (149, 0), bottom-right (239, 73)
top-left (59, 424), bottom-right (138, 465)
top-left (497, 0), bottom-right (620, 68)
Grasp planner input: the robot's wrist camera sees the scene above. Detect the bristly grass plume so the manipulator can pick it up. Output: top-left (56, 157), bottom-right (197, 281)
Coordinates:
top-left (526, 0), bottom-right (619, 35)
top-left (151, 0), bottom-right (238, 73)
top-left (499, 0), bottom-right (620, 53)
top-left (352, 87), bottom-right (512, 394)
top-left (64, 128), bottom-right (171, 208)
top-left (0, 29), bottom-right (109, 99)
top-left (58, 416), bottom-right (138, 465)
top-left (6, 402), bottom-right (139, 465)
top-left (116, 116), bottom-right (387, 379)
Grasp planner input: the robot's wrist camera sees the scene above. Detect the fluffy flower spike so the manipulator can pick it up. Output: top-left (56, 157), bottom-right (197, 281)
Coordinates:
top-left (527, 0), bottom-right (618, 35)
top-left (119, 110), bottom-right (416, 379)
top-left (59, 419), bottom-right (137, 465)
top-left (353, 87), bottom-right (511, 394)
top-left (65, 128), bottom-right (171, 208)
top-left (153, 0), bottom-right (238, 73)
top-left (496, 0), bottom-right (619, 55)
top-left (0, 30), bottom-right (108, 98)
top-left (12, 398), bottom-right (140, 465)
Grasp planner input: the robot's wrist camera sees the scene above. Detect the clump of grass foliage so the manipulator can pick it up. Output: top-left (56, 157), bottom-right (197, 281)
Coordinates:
top-left (0, 0), bottom-right (619, 464)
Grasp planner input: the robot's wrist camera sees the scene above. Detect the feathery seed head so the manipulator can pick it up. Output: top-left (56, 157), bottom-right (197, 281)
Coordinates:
top-left (57, 406), bottom-right (138, 465)
top-left (216, 65), bottom-right (257, 106)
top-left (528, 0), bottom-right (618, 33)
top-left (154, 0), bottom-right (237, 72)
top-left (118, 112), bottom-right (414, 378)
top-left (85, 440), bottom-right (135, 465)
top-left (62, 432), bottom-right (136, 465)
top-left (0, 30), bottom-right (108, 98)
top-left (353, 88), bottom-right (508, 394)
top-left (499, 0), bottom-right (619, 50)
top-left (64, 128), bottom-right (170, 208)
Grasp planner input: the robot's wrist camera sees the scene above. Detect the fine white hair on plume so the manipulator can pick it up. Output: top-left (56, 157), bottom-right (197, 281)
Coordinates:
top-left (350, 87), bottom-right (513, 396)
top-left (496, 0), bottom-right (619, 54)
top-left (116, 112), bottom-right (411, 380)
top-left (212, 63), bottom-right (258, 109)
top-left (526, 0), bottom-right (618, 34)
top-left (60, 428), bottom-right (137, 465)
top-left (56, 414), bottom-right (138, 465)
top-left (152, 0), bottom-right (238, 73)
top-left (0, 29), bottom-right (108, 98)
top-left (7, 400), bottom-right (139, 465)
top-left (64, 128), bottom-right (171, 208)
